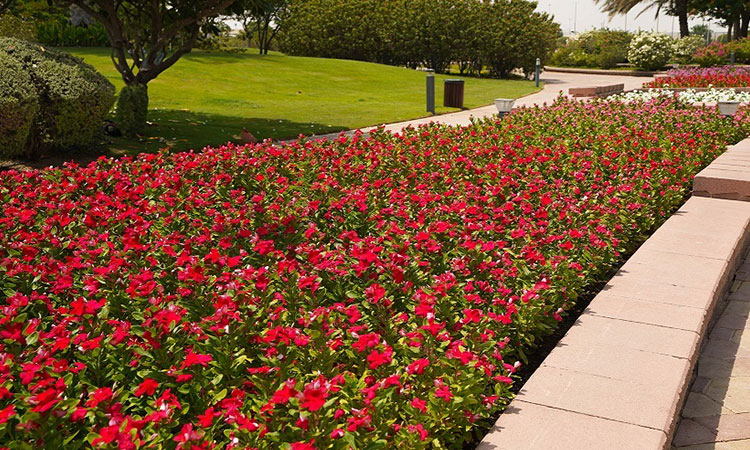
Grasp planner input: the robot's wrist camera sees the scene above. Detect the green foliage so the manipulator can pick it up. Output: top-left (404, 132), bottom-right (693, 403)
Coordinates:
top-left (0, 52), bottom-right (38, 158)
top-left (627, 31), bottom-right (673, 70)
top-left (279, 0), bottom-right (559, 77)
top-left (115, 84), bottom-right (149, 136)
top-left (35, 21), bottom-right (109, 47)
top-left (692, 38), bottom-right (750, 67)
top-left (0, 37), bottom-right (115, 155)
top-left (672, 34), bottom-right (706, 64)
top-left (66, 47), bottom-right (539, 152)
top-left (0, 14), bottom-right (35, 40)
top-left (551, 29), bottom-right (633, 69)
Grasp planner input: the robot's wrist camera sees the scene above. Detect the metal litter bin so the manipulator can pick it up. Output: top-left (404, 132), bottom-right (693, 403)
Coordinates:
top-left (443, 79), bottom-right (465, 108)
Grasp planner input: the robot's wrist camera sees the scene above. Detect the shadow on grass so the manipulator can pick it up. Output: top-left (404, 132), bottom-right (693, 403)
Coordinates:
top-left (0, 109), bottom-right (348, 171)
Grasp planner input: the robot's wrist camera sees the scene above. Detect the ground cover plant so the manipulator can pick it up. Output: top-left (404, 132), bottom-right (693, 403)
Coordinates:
top-left (646, 66), bottom-right (750, 88)
top-left (1, 97), bottom-right (749, 449)
top-left (611, 87), bottom-right (750, 103)
top-left (63, 48), bottom-right (539, 155)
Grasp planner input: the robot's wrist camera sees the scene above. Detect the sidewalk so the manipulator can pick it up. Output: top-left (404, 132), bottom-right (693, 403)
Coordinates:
top-left (671, 256), bottom-right (750, 450)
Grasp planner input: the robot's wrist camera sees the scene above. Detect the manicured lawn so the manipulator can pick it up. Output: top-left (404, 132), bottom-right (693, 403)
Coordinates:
top-left (64, 48), bottom-right (541, 154)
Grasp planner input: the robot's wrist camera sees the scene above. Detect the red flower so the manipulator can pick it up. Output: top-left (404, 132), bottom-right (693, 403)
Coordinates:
top-left (271, 383), bottom-right (298, 404)
top-left (0, 405), bottom-right (15, 424)
top-left (91, 425), bottom-right (119, 446)
top-left (182, 351), bottom-right (212, 368)
top-left (407, 358), bottom-right (430, 375)
top-left (290, 442), bottom-right (316, 450)
top-left (411, 398), bottom-right (427, 413)
top-left (134, 378), bottom-right (159, 397)
top-left (86, 387), bottom-right (113, 408)
top-left (366, 347), bottom-right (392, 370)
top-left (300, 385), bottom-right (327, 412)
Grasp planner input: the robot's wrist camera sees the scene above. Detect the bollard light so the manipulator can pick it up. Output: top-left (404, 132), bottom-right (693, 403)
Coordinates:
top-left (426, 69), bottom-right (435, 114)
top-left (494, 98), bottom-right (515, 117)
top-left (731, 51), bottom-right (736, 65)
top-left (535, 58), bottom-right (541, 88)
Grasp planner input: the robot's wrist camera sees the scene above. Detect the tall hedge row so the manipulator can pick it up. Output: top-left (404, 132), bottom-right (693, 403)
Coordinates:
top-left (279, 0), bottom-right (560, 77)
top-left (0, 38), bottom-right (115, 159)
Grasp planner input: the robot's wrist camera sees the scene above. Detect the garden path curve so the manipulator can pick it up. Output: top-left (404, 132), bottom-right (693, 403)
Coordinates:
top-left (306, 71), bottom-right (655, 140)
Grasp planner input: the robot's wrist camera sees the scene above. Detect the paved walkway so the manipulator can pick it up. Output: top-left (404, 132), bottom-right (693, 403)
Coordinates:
top-left (672, 250), bottom-right (750, 450)
top-left (344, 70), bottom-right (654, 136)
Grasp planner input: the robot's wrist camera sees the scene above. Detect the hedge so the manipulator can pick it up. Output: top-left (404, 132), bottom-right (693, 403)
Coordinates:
top-left (279, 0), bottom-right (559, 77)
top-left (0, 37), bottom-right (115, 156)
top-left (0, 52), bottom-right (38, 159)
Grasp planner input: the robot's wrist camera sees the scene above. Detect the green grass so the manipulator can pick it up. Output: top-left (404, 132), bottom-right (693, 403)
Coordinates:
top-left (65, 48), bottom-right (541, 154)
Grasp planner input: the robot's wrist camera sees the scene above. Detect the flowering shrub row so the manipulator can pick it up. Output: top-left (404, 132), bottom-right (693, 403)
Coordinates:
top-left (692, 39), bottom-right (750, 68)
top-left (611, 87), bottom-right (750, 103)
top-left (1, 98), bottom-right (749, 449)
top-left (646, 66), bottom-right (750, 88)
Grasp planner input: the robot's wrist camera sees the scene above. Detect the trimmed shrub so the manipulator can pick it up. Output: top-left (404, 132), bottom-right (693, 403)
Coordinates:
top-left (0, 14), bottom-right (36, 41)
top-left (279, 0), bottom-right (559, 77)
top-left (628, 31), bottom-right (673, 70)
top-left (551, 29), bottom-right (633, 69)
top-left (672, 35), bottom-right (705, 64)
top-left (693, 41), bottom-right (729, 67)
top-left (0, 37), bottom-right (115, 154)
top-left (0, 53), bottom-right (38, 158)
top-left (115, 84), bottom-right (149, 136)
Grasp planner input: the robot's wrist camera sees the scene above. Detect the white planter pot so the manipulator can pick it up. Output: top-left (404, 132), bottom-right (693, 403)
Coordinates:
top-left (494, 98), bottom-right (515, 115)
top-left (718, 101), bottom-right (741, 116)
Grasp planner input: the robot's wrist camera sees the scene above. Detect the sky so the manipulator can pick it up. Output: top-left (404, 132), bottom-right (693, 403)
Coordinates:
top-left (536, 0), bottom-right (723, 36)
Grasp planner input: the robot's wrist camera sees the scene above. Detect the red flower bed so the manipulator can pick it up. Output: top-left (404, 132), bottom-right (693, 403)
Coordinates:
top-left (0, 98), bottom-right (748, 449)
top-left (645, 66), bottom-right (750, 88)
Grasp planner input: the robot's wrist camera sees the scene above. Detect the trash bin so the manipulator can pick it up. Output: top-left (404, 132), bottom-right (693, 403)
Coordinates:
top-left (443, 79), bottom-right (465, 108)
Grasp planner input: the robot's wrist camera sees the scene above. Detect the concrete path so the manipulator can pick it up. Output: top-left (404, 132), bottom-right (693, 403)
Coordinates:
top-left (671, 255), bottom-right (750, 450)
top-left (327, 70), bottom-right (655, 137)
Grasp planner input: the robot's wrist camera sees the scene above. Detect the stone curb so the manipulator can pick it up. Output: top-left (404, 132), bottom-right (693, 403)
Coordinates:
top-left (695, 139), bottom-right (750, 201)
top-left (477, 138), bottom-right (750, 450)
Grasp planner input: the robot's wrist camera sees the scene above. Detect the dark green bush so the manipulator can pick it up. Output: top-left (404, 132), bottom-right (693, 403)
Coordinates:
top-left (279, 0), bottom-right (559, 77)
top-left (115, 84), bottom-right (149, 136)
top-left (36, 20), bottom-right (109, 47)
top-left (551, 29), bottom-right (633, 69)
top-left (0, 14), bottom-right (36, 41)
top-left (0, 53), bottom-right (38, 159)
top-left (0, 37), bottom-right (115, 155)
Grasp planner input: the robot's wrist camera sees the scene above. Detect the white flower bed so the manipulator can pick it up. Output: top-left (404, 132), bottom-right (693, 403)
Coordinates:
top-left (610, 88), bottom-right (750, 104)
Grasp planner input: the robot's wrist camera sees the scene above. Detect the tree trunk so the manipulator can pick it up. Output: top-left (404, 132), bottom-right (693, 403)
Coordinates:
top-left (675, 0), bottom-right (689, 38)
top-left (115, 83), bottom-right (149, 136)
top-left (728, 24), bottom-right (733, 42)
top-left (742, 12), bottom-right (750, 39)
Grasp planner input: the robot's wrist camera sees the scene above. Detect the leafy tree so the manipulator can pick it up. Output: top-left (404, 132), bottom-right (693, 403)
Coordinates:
top-left (232, 0), bottom-right (287, 54)
top-left (595, 0), bottom-right (690, 37)
top-left (58, 0), bottom-right (247, 135)
top-left (688, 0), bottom-right (750, 40)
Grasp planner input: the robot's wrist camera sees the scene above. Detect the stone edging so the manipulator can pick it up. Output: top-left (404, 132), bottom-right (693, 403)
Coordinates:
top-left (477, 137), bottom-right (750, 449)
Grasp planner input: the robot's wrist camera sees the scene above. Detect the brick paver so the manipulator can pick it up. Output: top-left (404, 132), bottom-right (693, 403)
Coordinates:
top-left (672, 253), bottom-right (750, 449)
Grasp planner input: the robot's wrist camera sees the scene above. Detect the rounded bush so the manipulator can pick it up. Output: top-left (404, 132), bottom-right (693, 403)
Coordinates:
top-left (115, 84), bottom-right (149, 136)
top-left (672, 35), bottom-right (705, 64)
top-left (628, 31), bottom-right (673, 71)
top-left (0, 37), bottom-right (115, 154)
top-left (0, 53), bottom-right (38, 158)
